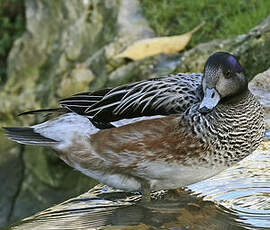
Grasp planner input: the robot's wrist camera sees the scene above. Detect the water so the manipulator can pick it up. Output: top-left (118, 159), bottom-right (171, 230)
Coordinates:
top-left (9, 140), bottom-right (270, 230)
top-left (189, 145), bottom-right (270, 229)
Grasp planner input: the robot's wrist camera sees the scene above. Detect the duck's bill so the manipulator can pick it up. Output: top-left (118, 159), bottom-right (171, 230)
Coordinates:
top-left (198, 88), bottom-right (221, 114)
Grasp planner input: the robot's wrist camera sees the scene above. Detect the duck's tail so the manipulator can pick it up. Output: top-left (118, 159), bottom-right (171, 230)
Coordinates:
top-left (3, 127), bottom-right (58, 146)
top-left (17, 108), bottom-right (67, 116)
top-left (3, 113), bottom-right (100, 150)
top-left (4, 108), bottom-right (69, 146)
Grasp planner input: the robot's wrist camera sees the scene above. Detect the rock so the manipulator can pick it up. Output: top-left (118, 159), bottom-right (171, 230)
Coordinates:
top-left (0, 135), bottom-right (23, 228)
top-left (249, 68), bottom-right (270, 92)
top-left (9, 146), bottom-right (97, 225)
top-left (249, 68), bottom-right (270, 130)
top-left (1, 0), bottom-right (119, 119)
top-left (176, 16), bottom-right (270, 81)
top-left (117, 0), bottom-right (154, 42)
top-left (57, 64), bottom-right (95, 98)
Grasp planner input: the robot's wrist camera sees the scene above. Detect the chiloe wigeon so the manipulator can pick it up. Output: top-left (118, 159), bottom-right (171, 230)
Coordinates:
top-left (4, 52), bottom-right (264, 200)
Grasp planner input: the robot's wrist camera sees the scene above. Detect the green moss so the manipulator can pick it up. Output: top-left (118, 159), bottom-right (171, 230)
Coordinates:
top-left (239, 36), bottom-right (270, 80)
top-left (0, 0), bottom-right (25, 84)
top-left (140, 0), bottom-right (270, 48)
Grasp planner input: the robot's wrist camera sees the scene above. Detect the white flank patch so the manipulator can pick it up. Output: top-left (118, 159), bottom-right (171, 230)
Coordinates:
top-left (136, 161), bottom-right (227, 190)
top-left (73, 162), bottom-right (141, 191)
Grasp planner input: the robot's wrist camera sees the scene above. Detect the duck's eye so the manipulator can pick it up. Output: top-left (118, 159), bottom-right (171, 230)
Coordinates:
top-left (225, 70), bottom-right (232, 79)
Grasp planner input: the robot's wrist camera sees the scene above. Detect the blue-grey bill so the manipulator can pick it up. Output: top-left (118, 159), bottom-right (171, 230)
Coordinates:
top-left (199, 88), bottom-right (221, 113)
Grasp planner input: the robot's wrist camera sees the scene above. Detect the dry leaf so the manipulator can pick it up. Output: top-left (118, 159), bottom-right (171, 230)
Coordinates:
top-left (102, 223), bottom-right (150, 230)
top-left (115, 22), bottom-right (204, 60)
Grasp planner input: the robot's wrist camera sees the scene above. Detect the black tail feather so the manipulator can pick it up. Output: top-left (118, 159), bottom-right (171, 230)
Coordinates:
top-left (3, 127), bottom-right (58, 146)
top-left (18, 108), bottom-right (68, 116)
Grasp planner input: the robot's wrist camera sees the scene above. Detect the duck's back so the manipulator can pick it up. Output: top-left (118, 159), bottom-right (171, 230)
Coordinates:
top-left (59, 73), bottom-right (203, 125)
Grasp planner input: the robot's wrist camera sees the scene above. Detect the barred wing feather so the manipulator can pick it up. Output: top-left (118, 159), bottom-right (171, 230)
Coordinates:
top-left (60, 74), bottom-right (202, 123)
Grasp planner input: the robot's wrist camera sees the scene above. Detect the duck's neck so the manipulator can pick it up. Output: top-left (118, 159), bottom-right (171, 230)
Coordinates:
top-left (220, 87), bottom-right (249, 106)
top-left (200, 88), bottom-right (264, 166)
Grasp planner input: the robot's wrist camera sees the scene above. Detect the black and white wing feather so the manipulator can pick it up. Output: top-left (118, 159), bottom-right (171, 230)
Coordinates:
top-left (59, 88), bottom-right (112, 115)
top-left (60, 73), bottom-right (202, 123)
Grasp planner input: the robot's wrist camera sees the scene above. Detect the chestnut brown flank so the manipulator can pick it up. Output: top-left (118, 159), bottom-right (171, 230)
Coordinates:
top-left (88, 115), bottom-right (204, 170)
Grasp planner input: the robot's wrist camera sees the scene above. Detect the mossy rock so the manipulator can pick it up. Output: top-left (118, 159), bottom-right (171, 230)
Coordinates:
top-left (176, 15), bottom-right (270, 81)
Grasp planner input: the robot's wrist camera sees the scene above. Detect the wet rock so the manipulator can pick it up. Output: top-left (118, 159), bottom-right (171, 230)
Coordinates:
top-left (249, 68), bottom-right (270, 130)
top-left (9, 146), bottom-right (97, 225)
top-left (176, 15), bottom-right (270, 81)
top-left (0, 135), bottom-right (23, 228)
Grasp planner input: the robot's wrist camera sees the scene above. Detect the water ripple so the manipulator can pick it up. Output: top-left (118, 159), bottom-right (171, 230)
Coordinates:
top-left (188, 147), bottom-right (270, 229)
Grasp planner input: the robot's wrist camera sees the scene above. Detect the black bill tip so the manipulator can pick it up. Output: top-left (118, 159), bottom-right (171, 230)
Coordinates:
top-left (198, 106), bottom-right (212, 115)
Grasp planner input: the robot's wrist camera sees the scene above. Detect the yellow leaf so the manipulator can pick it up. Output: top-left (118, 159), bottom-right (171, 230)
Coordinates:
top-left (115, 22), bottom-right (204, 60)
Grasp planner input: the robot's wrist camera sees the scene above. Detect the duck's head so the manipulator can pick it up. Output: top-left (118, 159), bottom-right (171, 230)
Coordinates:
top-left (199, 52), bottom-right (248, 114)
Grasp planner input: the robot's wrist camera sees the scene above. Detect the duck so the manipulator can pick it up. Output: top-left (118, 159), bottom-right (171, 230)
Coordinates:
top-left (4, 52), bottom-right (264, 200)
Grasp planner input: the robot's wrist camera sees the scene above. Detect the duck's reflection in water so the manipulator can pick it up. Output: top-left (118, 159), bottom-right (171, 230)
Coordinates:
top-left (11, 185), bottom-right (246, 230)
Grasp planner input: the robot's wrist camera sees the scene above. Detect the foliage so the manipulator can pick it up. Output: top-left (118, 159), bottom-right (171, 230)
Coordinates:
top-left (0, 0), bottom-right (25, 83)
top-left (140, 0), bottom-right (270, 48)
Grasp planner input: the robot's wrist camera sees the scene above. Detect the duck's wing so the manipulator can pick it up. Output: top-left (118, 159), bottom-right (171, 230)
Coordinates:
top-left (58, 88), bottom-right (112, 115)
top-left (60, 73), bottom-right (203, 123)
top-left (17, 88), bottom-right (112, 119)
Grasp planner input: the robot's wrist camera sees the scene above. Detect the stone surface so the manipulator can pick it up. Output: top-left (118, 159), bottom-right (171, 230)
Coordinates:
top-left (249, 68), bottom-right (270, 130)
top-left (176, 15), bottom-right (270, 81)
top-left (1, 0), bottom-right (119, 120)
top-left (0, 134), bottom-right (23, 228)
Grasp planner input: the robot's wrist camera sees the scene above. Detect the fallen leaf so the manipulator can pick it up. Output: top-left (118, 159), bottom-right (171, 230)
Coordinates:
top-left (115, 22), bottom-right (204, 60)
top-left (102, 223), bottom-right (150, 230)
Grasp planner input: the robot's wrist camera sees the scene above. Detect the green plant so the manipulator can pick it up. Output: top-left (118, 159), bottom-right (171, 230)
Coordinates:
top-left (0, 0), bottom-right (25, 84)
top-left (140, 0), bottom-right (270, 47)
